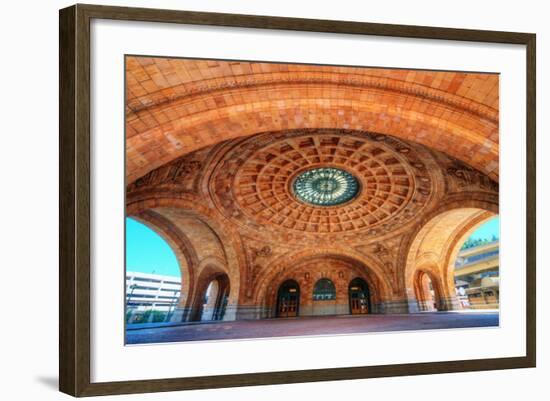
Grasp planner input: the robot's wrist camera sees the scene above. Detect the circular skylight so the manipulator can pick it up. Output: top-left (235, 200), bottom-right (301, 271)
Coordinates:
top-left (293, 167), bottom-right (360, 206)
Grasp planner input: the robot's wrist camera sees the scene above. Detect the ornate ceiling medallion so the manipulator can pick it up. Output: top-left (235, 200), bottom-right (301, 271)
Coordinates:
top-left (293, 167), bottom-right (359, 206)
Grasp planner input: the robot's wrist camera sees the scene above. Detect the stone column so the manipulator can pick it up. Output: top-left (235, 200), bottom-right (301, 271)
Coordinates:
top-left (375, 299), bottom-right (412, 314)
top-left (438, 296), bottom-right (461, 311)
top-left (169, 307), bottom-right (193, 323)
top-left (234, 305), bottom-right (266, 320)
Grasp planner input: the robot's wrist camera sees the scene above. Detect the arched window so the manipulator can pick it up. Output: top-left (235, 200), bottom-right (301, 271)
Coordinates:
top-left (313, 278), bottom-right (336, 301)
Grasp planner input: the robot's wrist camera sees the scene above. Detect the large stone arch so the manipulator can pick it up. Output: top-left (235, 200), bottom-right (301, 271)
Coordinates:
top-left (126, 65), bottom-right (499, 184)
top-left (126, 193), bottom-right (245, 321)
top-left (412, 267), bottom-right (445, 312)
top-left (401, 194), bottom-right (498, 312)
top-left (189, 259), bottom-right (231, 321)
top-left (266, 258), bottom-right (381, 318)
top-left (253, 248), bottom-right (395, 317)
top-left (131, 211), bottom-right (199, 314)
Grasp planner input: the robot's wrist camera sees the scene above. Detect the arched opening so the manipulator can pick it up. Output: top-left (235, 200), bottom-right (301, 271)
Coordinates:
top-left (125, 217), bottom-right (183, 325)
top-left (198, 274), bottom-right (230, 321)
top-left (453, 216), bottom-right (500, 310)
top-left (276, 280), bottom-right (300, 318)
top-left (349, 278), bottom-right (371, 315)
top-left (404, 203), bottom-right (498, 313)
top-left (413, 270), bottom-right (440, 311)
top-left (126, 199), bottom-right (244, 320)
top-left (257, 250), bottom-right (392, 319)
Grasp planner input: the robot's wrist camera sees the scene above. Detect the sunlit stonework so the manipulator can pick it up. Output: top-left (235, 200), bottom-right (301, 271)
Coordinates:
top-left (123, 57), bottom-right (501, 343)
top-left (292, 167), bottom-right (359, 206)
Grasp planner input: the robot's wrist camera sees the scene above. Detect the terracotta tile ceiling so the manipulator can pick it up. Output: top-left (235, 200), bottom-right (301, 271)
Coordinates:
top-left (127, 128), bottom-right (498, 246)
top-left (211, 130), bottom-right (431, 241)
top-left (126, 57), bottom-right (499, 184)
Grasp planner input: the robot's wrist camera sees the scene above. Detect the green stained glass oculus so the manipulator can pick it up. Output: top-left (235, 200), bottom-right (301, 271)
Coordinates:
top-left (293, 167), bottom-right (359, 206)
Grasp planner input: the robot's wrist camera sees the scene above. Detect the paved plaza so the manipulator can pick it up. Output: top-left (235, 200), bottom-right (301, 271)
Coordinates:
top-left (126, 311), bottom-right (499, 345)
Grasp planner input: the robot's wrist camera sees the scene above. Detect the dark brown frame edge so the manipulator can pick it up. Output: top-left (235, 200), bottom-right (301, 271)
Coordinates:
top-left (59, 3), bottom-right (536, 397)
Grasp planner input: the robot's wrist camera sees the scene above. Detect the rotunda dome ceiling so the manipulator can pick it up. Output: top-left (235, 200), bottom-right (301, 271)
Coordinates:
top-left (209, 129), bottom-right (438, 243)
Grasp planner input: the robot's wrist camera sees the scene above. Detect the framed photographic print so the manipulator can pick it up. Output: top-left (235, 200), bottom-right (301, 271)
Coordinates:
top-left (59, 4), bottom-right (536, 397)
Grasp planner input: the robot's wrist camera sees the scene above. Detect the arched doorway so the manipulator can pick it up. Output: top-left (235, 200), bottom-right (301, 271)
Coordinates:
top-left (414, 271), bottom-right (439, 311)
top-left (257, 251), bottom-right (391, 319)
top-left (277, 280), bottom-right (300, 318)
top-left (199, 274), bottom-right (230, 321)
top-left (349, 278), bottom-right (371, 315)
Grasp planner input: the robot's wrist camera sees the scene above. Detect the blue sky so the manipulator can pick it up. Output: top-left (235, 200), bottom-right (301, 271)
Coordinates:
top-left (468, 216), bottom-right (500, 241)
top-left (125, 215), bottom-right (500, 278)
top-left (126, 217), bottom-right (180, 277)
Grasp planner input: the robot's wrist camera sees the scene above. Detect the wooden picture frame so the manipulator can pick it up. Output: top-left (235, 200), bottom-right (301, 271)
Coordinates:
top-left (59, 3), bottom-right (536, 397)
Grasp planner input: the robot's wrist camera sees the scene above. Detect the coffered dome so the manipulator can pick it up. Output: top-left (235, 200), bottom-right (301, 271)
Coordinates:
top-left (209, 129), bottom-right (438, 243)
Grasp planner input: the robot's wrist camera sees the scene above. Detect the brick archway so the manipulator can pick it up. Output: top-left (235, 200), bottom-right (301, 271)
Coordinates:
top-left (189, 264), bottom-right (231, 322)
top-left (126, 59), bottom-right (499, 185)
top-left (126, 194), bottom-right (244, 320)
top-left (402, 196), bottom-right (498, 312)
top-left (413, 269), bottom-right (444, 312)
top-left (254, 249), bottom-right (393, 318)
top-left (131, 211), bottom-right (197, 314)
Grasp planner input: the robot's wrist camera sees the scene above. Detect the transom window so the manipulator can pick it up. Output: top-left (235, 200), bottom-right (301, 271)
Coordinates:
top-left (312, 278), bottom-right (336, 301)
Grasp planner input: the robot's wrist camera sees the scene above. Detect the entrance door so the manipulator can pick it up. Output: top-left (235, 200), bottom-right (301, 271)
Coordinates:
top-left (277, 280), bottom-right (300, 318)
top-left (349, 278), bottom-right (370, 315)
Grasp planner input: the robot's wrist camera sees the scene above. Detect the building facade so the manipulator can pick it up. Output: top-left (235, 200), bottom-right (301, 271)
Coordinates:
top-left (454, 241), bottom-right (500, 309)
top-left (126, 272), bottom-right (181, 323)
